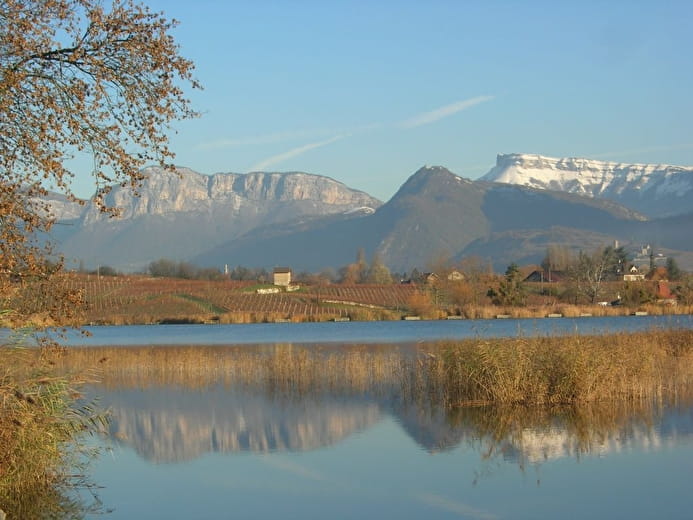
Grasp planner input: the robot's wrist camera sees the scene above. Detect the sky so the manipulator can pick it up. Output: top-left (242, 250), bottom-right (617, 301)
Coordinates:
top-left (72, 0), bottom-right (693, 202)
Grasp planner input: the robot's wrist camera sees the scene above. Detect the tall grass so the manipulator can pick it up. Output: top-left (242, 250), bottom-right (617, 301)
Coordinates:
top-left (51, 330), bottom-right (693, 407)
top-left (0, 342), bottom-right (106, 518)
top-left (427, 330), bottom-right (693, 406)
top-left (49, 343), bottom-right (409, 398)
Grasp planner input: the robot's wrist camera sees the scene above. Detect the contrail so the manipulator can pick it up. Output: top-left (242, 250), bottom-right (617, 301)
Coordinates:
top-left (250, 134), bottom-right (346, 171)
top-left (401, 96), bottom-right (494, 129)
top-left (196, 130), bottom-right (313, 150)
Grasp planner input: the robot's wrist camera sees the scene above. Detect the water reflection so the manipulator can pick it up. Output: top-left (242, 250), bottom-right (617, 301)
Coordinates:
top-left (98, 387), bottom-right (382, 462)
top-left (56, 344), bottom-right (693, 467)
top-left (444, 403), bottom-right (693, 465)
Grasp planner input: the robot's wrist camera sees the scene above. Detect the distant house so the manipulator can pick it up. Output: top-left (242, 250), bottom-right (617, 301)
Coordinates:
top-left (447, 270), bottom-right (465, 282)
top-left (423, 272), bottom-right (439, 284)
top-left (273, 267), bottom-right (292, 287)
top-left (631, 244), bottom-right (668, 271)
top-left (623, 265), bottom-right (645, 282)
top-left (656, 280), bottom-right (672, 299)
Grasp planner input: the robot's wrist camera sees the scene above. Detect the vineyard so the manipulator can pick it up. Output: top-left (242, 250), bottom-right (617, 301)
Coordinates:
top-left (59, 274), bottom-right (421, 324)
top-left (11, 273), bottom-right (690, 327)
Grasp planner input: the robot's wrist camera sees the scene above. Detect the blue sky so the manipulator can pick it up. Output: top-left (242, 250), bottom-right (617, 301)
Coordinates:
top-left (73, 0), bottom-right (693, 202)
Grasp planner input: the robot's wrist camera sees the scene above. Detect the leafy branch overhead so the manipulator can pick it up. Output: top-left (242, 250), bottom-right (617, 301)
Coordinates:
top-left (0, 0), bottom-right (200, 279)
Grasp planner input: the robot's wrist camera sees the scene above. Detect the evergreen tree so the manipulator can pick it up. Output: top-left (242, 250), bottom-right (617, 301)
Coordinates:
top-left (487, 263), bottom-right (526, 306)
top-left (666, 257), bottom-right (682, 281)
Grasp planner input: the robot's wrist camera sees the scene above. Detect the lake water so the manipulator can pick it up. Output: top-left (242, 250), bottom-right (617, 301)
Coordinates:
top-left (82, 392), bottom-right (692, 520)
top-left (42, 317), bottom-right (693, 518)
top-left (53, 313), bottom-right (693, 346)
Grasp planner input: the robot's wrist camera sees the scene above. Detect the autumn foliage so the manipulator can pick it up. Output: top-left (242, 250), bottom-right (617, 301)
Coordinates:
top-left (1, 0), bottom-right (199, 321)
top-left (1, 1), bottom-right (199, 511)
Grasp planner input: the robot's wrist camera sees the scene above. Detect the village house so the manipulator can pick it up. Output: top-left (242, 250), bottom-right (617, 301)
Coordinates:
top-left (631, 244), bottom-right (668, 272)
top-left (422, 271), bottom-right (465, 284)
top-left (272, 267), bottom-right (292, 287)
top-left (623, 265), bottom-right (645, 282)
top-left (423, 272), bottom-right (439, 284)
top-left (447, 270), bottom-right (465, 282)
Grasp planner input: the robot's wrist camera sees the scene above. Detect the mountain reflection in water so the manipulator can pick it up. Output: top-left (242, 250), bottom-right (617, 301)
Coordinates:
top-left (63, 343), bottom-right (693, 466)
top-left (93, 386), bottom-right (693, 465)
top-left (96, 386), bottom-right (382, 462)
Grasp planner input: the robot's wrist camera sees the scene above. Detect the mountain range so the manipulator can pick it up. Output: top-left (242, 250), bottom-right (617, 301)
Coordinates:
top-left (49, 155), bottom-right (693, 273)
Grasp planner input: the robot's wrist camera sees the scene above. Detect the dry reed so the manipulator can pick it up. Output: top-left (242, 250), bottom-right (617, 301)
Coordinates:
top-left (427, 330), bottom-right (693, 406)
top-left (0, 344), bottom-right (105, 517)
top-left (48, 330), bottom-right (693, 408)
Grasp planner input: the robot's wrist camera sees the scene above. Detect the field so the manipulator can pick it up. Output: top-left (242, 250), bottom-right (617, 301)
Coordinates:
top-left (40, 273), bottom-right (693, 326)
top-left (58, 274), bottom-right (418, 325)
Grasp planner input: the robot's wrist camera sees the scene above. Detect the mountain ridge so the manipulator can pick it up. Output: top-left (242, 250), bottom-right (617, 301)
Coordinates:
top-left (193, 165), bottom-right (659, 273)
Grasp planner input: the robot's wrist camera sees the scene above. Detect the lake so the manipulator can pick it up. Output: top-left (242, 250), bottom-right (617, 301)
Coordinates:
top-left (82, 388), bottom-right (692, 520)
top-left (46, 317), bottom-right (693, 518)
top-left (52, 313), bottom-right (693, 346)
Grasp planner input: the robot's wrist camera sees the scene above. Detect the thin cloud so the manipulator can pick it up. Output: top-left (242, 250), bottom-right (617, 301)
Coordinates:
top-left (250, 134), bottom-right (346, 171)
top-left (415, 493), bottom-right (499, 520)
top-left (198, 123), bottom-right (384, 152)
top-left (401, 96), bottom-right (494, 129)
top-left (196, 130), bottom-right (314, 150)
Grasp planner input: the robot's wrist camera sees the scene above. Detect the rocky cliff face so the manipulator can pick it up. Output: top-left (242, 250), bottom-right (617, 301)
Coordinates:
top-left (53, 166), bottom-right (381, 270)
top-left (481, 153), bottom-right (693, 217)
top-left (81, 166), bottom-right (380, 224)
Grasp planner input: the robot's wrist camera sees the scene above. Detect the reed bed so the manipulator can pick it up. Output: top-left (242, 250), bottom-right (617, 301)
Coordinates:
top-left (0, 345), bottom-right (105, 517)
top-left (424, 329), bottom-right (693, 406)
top-left (36, 331), bottom-right (693, 479)
top-left (49, 330), bottom-right (693, 408)
top-left (49, 344), bottom-right (409, 398)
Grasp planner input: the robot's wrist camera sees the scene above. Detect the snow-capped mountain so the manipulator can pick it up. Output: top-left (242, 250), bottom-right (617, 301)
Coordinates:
top-left (481, 153), bottom-right (693, 218)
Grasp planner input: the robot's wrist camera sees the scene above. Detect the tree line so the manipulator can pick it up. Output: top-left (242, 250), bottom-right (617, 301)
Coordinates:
top-left (76, 243), bottom-right (690, 307)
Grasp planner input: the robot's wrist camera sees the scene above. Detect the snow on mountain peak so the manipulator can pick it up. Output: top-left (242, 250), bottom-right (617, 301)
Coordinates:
top-left (481, 153), bottom-right (693, 218)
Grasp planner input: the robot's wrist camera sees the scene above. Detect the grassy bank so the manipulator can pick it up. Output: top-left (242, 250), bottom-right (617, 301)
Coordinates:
top-left (81, 301), bottom-right (693, 326)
